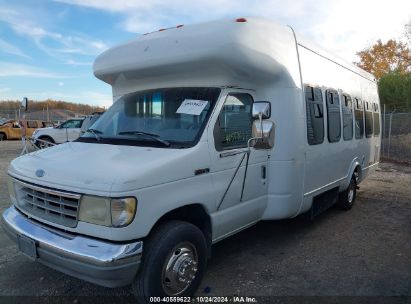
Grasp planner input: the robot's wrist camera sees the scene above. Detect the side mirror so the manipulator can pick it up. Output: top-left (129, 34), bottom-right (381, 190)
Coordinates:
top-left (252, 101), bottom-right (271, 119)
top-left (251, 120), bottom-right (275, 149)
top-left (249, 101), bottom-right (274, 149)
top-left (21, 97), bottom-right (28, 112)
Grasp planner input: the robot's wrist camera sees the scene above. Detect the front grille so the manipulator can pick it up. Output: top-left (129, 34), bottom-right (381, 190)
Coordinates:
top-left (14, 179), bottom-right (81, 228)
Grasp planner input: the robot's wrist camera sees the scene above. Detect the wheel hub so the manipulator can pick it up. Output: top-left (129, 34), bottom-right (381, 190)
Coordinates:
top-left (348, 179), bottom-right (355, 203)
top-left (162, 243), bottom-right (198, 295)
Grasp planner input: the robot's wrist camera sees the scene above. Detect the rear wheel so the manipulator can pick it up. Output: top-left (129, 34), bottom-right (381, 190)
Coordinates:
top-left (132, 221), bottom-right (207, 303)
top-left (337, 172), bottom-right (358, 210)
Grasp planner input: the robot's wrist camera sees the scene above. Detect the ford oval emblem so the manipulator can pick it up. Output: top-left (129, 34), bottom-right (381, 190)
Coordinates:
top-left (35, 169), bottom-right (45, 178)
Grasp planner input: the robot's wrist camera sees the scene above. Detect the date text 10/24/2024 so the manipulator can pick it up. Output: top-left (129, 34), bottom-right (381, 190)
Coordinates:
top-left (149, 296), bottom-right (258, 303)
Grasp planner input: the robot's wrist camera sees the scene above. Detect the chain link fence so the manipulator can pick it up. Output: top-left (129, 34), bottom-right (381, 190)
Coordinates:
top-left (0, 109), bottom-right (82, 124)
top-left (381, 111), bottom-right (411, 164)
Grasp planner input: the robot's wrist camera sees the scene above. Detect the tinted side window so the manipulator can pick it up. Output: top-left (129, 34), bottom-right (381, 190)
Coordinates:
top-left (364, 102), bottom-right (373, 138)
top-left (326, 90), bottom-right (341, 143)
top-left (60, 121), bottom-right (70, 128)
top-left (214, 93), bottom-right (253, 151)
top-left (354, 98), bottom-right (364, 139)
top-left (27, 121), bottom-right (38, 128)
top-left (305, 85), bottom-right (324, 145)
top-left (342, 95), bottom-right (353, 140)
top-left (373, 103), bottom-right (380, 136)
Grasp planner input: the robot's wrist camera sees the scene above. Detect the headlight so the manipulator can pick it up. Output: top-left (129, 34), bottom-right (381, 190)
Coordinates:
top-left (79, 196), bottom-right (111, 226)
top-left (78, 196), bottom-right (136, 227)
top-left (111, 198), bottom-right (137, 227)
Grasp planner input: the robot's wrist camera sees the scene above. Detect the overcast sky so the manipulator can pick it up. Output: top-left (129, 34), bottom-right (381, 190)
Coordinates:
top-left (0, 0), bottom-right (410, 107)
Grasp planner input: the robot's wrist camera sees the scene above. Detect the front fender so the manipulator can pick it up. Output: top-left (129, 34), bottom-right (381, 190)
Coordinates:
top-left (108, 174), bottom-right (216, 241)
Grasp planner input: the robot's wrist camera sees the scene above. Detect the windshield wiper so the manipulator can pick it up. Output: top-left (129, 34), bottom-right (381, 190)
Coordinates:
top-left (85, 128), bottom-right (103, 142)
top-left (118, 131), bottom-right (170, 147)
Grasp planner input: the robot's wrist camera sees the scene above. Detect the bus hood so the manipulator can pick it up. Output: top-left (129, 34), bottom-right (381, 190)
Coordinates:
top-left (8, 142), bottom-right (209, 195)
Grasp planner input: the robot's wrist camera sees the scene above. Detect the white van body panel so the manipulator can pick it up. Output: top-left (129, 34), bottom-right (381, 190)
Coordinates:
top-left (94, 18), bottom-right (301, 98)
top-left (6, 17), bottom-right (380, 244)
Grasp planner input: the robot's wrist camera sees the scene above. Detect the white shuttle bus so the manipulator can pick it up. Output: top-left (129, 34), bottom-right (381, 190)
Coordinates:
top-left (2, 18), bottom-right (380, 301)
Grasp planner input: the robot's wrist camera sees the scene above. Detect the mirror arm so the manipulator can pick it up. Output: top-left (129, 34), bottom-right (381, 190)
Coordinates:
top-left (259, 113), bottom-right (263, 138)
top-left (247, 136), bottom-right (263, 150)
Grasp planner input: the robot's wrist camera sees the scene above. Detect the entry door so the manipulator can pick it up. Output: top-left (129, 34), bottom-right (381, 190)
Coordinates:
top-left (208, 91), bottom-right (268, 240)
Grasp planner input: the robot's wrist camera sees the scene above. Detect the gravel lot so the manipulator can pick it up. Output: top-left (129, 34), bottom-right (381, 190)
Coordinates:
top-left (0, 140), bottom-right (410, 302)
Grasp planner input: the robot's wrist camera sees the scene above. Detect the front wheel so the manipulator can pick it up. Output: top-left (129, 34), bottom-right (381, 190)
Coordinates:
top-left (132, 221), bottom-right (207, 303)
top-left (337, 173), bottom-right (358, 210)
top-left (36, 137), bottom-right (54, 149)
top-left (0, 133), bottom-right (6, 141)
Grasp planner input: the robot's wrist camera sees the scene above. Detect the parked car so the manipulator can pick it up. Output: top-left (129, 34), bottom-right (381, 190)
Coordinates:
top-left (2, 17), bottom-right (381, 301)
top-left (80, 112), bottom-right (104, 135)
top-left (32, 118), bottom-right (84, 147)
top-left (0, 119), bottom-right (47, 140)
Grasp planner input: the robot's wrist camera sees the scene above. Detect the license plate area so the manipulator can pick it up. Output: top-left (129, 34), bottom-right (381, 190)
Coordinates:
top-left (17, 235), bottom-right (37, 261)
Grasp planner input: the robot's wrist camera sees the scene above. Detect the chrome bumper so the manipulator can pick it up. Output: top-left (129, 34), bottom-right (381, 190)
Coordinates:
top-left (1, 206), bottom-right (143, 288)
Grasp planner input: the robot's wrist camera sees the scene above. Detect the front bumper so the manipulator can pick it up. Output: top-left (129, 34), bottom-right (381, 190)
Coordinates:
top-left (1, 206), bottom-right (143, 288)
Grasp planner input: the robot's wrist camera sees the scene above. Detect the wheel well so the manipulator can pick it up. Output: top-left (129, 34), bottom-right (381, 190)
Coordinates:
top-left (353, 165), bottom-right (362, 182)
top-left (152, 204), bottom-right (212, 257)
top-left (39, 135), bottom-right (55, 143)
top-left (0, 132), bottom-right (6, 140)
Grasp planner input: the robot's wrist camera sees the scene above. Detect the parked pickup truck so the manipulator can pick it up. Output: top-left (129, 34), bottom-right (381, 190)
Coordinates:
top-left (0, 120), bottom-right (48, 140)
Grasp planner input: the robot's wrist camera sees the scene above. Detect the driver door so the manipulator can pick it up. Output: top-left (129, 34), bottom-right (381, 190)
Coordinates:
top-left (10, 122), bottom-right (22, 139)
top-left (208, 90), bottom-right (269, 241)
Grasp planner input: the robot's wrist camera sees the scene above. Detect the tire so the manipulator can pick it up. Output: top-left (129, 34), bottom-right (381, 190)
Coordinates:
top-left (37, 136), bottom-right (54, 149)
top-left (337, 173), bottom-right (358, 210)
top-left (132, 220), bottom-right (207, 303)
top-left (0, 133), bottom-right (6, 141)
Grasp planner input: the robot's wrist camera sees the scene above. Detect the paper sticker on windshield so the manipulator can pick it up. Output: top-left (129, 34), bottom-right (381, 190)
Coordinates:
top-left (176, 99), bottom-right (208, 115)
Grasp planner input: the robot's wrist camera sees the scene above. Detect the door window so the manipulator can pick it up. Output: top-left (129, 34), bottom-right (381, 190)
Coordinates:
top-left (214, 93), bottom-right (253, 151)
top-left (62, 120), bottom-right (83, 128)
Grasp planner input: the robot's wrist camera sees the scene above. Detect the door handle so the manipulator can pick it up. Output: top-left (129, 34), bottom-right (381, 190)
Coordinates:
top-left (261, 165), bottom-right (266, 179)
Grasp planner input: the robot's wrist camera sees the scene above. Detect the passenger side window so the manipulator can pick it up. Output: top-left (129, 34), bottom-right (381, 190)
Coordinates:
top-left (364, 102), bottom-right (373, 138)
top-left (354, 98), bottom-right (364, 139)
top-left (342, 94), bottom-right (353, 140)
top-left (326, 90), bottom-right (341, 143)
top-left (305, 85), bottom-right (324, 145)
top-left (373, 103), bottom-right (380, 136)
top-left (214, 93), bottom-right (253, 151)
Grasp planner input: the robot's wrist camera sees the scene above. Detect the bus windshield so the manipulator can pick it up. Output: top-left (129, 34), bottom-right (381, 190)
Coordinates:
top-left (78, 87), bottom-right (221, 148)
